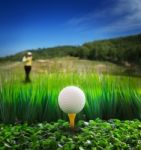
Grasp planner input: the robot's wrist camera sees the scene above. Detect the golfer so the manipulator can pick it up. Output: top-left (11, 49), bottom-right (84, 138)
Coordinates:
top-left (22, 52), bottom-right (32, 82)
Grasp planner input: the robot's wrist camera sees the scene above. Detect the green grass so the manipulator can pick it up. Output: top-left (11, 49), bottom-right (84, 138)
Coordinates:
top-left (0, 69), bottom-right (141, 123)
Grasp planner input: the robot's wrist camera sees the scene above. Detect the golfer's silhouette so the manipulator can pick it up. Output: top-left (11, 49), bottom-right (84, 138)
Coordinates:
top-left (22, 52), bottom-right (32, 82)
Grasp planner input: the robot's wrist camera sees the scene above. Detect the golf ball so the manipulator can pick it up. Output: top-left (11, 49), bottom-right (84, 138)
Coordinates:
top-left (58, 86), bottom-right (86, 114)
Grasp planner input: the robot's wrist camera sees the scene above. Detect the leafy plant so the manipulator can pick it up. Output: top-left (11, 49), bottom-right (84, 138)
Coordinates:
top-left (0, 119), bottom-right (140, 149)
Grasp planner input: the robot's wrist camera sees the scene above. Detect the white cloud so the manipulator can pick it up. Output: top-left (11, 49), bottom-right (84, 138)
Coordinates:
top-left (112, 0), bottom-right (141, 25)
top-left (66, 0), bottom-right (141, 34)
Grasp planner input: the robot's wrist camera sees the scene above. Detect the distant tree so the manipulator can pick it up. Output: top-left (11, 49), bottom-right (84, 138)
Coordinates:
top-left (0, 34), bottom-right (141, 65)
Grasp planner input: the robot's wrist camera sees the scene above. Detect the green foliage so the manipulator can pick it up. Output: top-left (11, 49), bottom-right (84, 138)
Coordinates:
top-left (0, 119), bottom-right (141, 149)
top-left (0, 34), bottom-right (141, 64)
top-left (83, 34), bottom-right (141, 63)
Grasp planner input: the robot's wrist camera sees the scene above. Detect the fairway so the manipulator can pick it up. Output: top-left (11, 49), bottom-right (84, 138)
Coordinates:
top-left (0, 58), bottom-right (141, 123)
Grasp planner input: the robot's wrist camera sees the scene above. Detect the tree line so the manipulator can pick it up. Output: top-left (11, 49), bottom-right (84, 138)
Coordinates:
top-left (0, 34), bottom-right (141, 64)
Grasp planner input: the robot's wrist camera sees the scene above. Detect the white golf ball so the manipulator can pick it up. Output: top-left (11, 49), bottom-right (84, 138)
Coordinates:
top-left (58, 86), bottom-right (86, 114)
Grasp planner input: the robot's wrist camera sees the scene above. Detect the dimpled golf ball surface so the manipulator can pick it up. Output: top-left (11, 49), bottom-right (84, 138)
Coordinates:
top-left (58, 86), bottom-right (86, 114)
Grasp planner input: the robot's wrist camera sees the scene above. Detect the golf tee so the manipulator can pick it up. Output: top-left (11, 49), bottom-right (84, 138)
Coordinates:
top-left (68, 113), bottom-right (76, 128)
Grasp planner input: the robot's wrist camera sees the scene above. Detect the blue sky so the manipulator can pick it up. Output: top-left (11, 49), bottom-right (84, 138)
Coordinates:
top-left (0, 0), bottom-right (141, 56)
